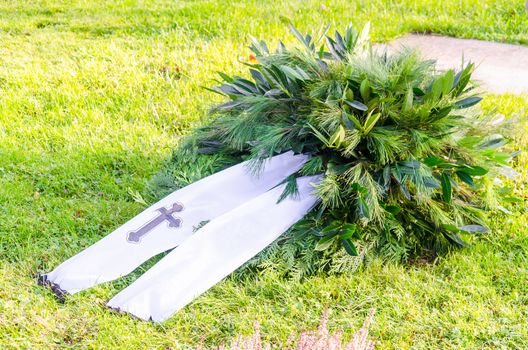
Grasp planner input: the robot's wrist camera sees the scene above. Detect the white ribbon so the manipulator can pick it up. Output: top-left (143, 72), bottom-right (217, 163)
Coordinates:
top-left (42, 152), bottom-right (309, 294)
top-left (107, 175), bottom-right (321, 322)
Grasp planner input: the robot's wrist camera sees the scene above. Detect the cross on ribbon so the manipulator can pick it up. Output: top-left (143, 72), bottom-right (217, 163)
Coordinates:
top-left (127, 203), bottom-right (184, 243)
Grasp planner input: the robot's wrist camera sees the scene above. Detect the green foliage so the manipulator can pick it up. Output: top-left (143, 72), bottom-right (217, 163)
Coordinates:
top-left (0, 0), bottom-right (526, 348)
top-left (193, 24), bottom-right (518, 262)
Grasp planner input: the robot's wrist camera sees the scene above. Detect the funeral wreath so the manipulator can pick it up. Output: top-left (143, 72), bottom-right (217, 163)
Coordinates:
top-left (186, 23), bottom-right (518, 261)
top-left (41, 23), bottom-right (520, 321)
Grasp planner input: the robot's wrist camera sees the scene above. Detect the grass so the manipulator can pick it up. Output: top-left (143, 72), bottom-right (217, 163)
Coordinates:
top-left (0, 0), bottom-right (526, 348)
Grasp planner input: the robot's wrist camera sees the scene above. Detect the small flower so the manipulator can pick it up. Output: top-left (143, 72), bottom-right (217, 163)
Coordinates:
top-left (249, 53), bottom-right (257, 63)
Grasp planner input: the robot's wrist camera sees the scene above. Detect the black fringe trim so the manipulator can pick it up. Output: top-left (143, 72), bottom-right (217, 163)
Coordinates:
top-left (107, 305), bottom-right (153, 322)
top-left (37, 274), bottom-right (68, 303)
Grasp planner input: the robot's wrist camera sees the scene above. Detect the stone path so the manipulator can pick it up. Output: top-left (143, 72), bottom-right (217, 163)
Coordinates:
top-left (379, 34), bottom-right (528, 94)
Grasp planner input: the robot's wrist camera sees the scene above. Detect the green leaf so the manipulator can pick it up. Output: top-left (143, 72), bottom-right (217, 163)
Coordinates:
top-left (325, 36), bottom-right (343, 60)
top-left (276, 175), bottom-right (299, 203)
top-left (455, 96), bottom-right (482, 108)
top-left (264, 88), bottom-right (284, 97)
top-left (442, 224), bottom-right (460, 233)
top-left (423, 177), bottom-right (441, 189)
top-left (289, 24), bottom-right (309, 47)
top-left (452, 63), bottom-right (474, 96)
top-left (442, 70), bottom-right (455, 96)
top-left (423, 156), bottom-right (445, 167)
top-left (363, 112), bottom-right (381, 134)
top-left (307, 123), bottom-right (330, 145)
top-left (497, 205), bottom-right (513, 215)
top-left (360, 79), bottom-right (370, 101)
top-left (431, 77), bottom-right (444, 100)
top-left (321, 221), bottom-right (341, 235)
top-left (340, 223), bottom-right (357, 239)
top-left (341, 238), bottom-right (358, 256)
top-left (400, 160), bottom-right (421, 168)
top-left (217, 71), bottom-right (235, 83)
top-left (328, 125), bottom-right (346, 147)
top-left (458, 225), bottom-right (489, 233)
top-left (502, 196), bottom-right (523, 203)
top-left (442, 224), bottom-right (470, 247)
top-left (315, 235), bottom-right (337, 251)
top-left (357, 197), bottom-right (370, 219)
top-left (295, 66), bottom-right (310, 80)
top-left (443, 232), bottom-right (470, 247)
top-left (457, 165), bottom-right (488, 176)
top-left (413, 86), bottom-right (425, 96)
top-left (344, 99), bottom-right (368, 112)
top-left (384, 205), bottom-right (401, 215)
top-left (345, 112), bottom-right (363, 130)
top-left (441, 173), bottom-right (452, 203)
top-left (402, 86), bottom-right (413, 112)
top-left (280, 65), bottom-right (307, 81)
top-left (455, 171), bottom-right (475, 187)
top-left (214, 100), bottom-right (244, 111)
top-left (458, 135), bottom-right (482, 148)
top-left (483, 150), bottom-right (513, 165)
top-left (430, 106), bottom-right (452, 121)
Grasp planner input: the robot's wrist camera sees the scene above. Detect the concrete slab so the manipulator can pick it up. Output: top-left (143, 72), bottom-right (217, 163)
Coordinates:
top-left (378, 34), bottom-right (528, 94)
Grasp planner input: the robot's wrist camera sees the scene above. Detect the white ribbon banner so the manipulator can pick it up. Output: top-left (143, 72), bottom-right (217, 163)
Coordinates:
top-left (42, 151), bottom-right (309, 294)
top-left (107, 175), bottom-right (321, 322)
top-left (42, 152), bottom-right (322, 322)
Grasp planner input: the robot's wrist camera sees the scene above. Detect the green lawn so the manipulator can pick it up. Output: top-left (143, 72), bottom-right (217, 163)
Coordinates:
top-left (0, 0), bottom-right (527, 348)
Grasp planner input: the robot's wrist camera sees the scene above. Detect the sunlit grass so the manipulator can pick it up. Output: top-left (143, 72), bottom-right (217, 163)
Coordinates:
top-left (0, 0), bottom-right (527, 348)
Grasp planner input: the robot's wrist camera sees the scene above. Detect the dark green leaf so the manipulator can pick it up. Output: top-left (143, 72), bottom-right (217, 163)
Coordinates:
top-left (325, 36), bottom-right (342, 60)
top-left (455, 96), bottom-right (482, 108)
top-left (423, 177), bottom-right (441, 189)
top-left (385, 205), bottom-right (401, 215)
top-left (345, 112), bottom-right (363, 130)
top-left (423, 156), bottom-right (445, 167)
top-left (452, 63), bottom-right (474, 96)
top-left (455, 171), bottom-right (475, 187)
top-left (217, 71), bottom-right (234, 83)
top-left (479, 134), bottom-right (506, 149)
top-left (345, 99), bottom-right (368, 112)
top-left (276, 175), bottom-right (299, 203)
top-left (341, 238), bottom-right (358, 256)
top-left (321, 221), bottom-right (341, 235)
top-left (457, 165), bottom-right (488, 176)
top-left (413, 87), bottom-right (425, 96)
top-left (334, 30), bottom-right (346, 52)
top-left (249, 69), bottom-right (267, 85)
top-left (357, 197), bottom-right (370, 219)
top-left (441, 173), bottom-right (452, 203)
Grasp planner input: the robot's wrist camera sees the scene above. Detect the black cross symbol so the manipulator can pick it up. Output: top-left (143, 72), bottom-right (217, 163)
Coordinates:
top-left (126, 203), bottom-right (184, 243)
